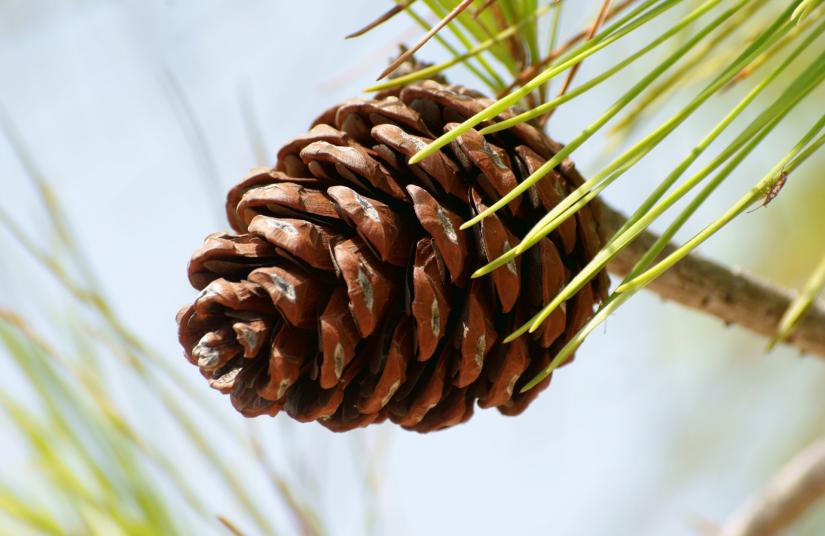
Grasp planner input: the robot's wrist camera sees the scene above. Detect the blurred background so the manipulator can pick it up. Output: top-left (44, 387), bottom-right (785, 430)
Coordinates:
top-left (1, 1), bottom-right (824, 535)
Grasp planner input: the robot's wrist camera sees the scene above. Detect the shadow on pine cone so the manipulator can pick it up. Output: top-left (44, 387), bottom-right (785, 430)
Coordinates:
top-left (176, 80), bottom-right (609, 432)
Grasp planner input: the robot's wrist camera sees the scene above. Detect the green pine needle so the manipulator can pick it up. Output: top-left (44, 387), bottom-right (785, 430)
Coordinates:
top-left (769, 249), bottom-right (825, 351)
top-left (365, 2), bottom-right (555, 92)
top-left (617, 115), bottom-right (825, 295)
top-left (479, 0), bottom-right (727, 135)
top-left (408, 0), bottom-right (683, 168)
top-left (512, 22), bottom-right (824, 346)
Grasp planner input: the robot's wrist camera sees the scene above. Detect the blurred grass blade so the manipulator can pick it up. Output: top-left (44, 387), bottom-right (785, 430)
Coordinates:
top-left (1, 308), bottom-right (222, 532)
top-left (793, 0), bottom-right (824, 23)
top-left (0, 196), bottom-right (240, 434)
top-left (0, 113), bottom-right (249, 434)
top-left (249, 431), bottom-right (325, 536)
top-left (0, 488), bottom-right (65, 535)
top-left (161, 70), bottom-right (225, 223)
top-left (218, 515), bottom-right (248, 536)
top-left (1, 313), bottom-right (195, 531)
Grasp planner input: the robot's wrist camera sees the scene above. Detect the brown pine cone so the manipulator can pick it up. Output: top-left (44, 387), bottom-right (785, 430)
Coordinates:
top-left (176, 80), bottom-right (609, 433)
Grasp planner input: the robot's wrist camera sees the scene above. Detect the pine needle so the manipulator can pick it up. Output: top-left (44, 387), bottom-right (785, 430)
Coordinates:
top-left (407, 0), bottom-right (683, 168)
top-left (346, 1), bottom-right (415, 39)
top-left (521, 45), bottom-right (825, 339)
top-left (480, 0), bottom-right (726, 136)
top-left (377, 0), bottom-right (475, 80)
top-left (539, 0), bottom-right (612, 126)
top-left (501, 0), bottom-right (640, 96)
top-left (506, 8), bottom-right (818, 344)
top-left (365, 2), bottom-right (554, 92)
top-left (616, 115), bottom-right (825, 296)
top-left (769, 249), bottom-right (825, 351)
top-left (472, 0), bottom-right (497, 19)
top-left (218, 515), bottom-right (248, 536)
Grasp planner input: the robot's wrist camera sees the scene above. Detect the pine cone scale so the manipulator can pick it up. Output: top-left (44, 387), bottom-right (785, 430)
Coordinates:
top-left (177, 80), bottom-right (609, 432)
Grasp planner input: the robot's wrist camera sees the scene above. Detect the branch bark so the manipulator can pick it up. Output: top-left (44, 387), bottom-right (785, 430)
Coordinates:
top-left (719, 437), bottom-right (825, 536)
top-left (597, 203), bottom-right (825, 359)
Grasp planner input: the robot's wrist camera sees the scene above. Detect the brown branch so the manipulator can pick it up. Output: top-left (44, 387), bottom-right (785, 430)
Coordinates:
top-left (718, 437), bottom-right (825, 536)
top-left (598, 203), bottom-right (825, 358)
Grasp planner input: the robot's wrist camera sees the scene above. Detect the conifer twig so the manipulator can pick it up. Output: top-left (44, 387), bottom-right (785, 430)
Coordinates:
top-left (599, 203), bottom-right (825, 358)
top-left (718, 437), bottom-right (825, 536)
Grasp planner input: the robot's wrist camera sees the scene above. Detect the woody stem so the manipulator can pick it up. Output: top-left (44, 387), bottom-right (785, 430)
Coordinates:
top-left (598, 202), bottom-right (825, 358)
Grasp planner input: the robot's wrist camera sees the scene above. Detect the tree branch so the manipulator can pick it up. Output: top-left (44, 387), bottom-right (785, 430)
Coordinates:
top-left (597, 203), bottom-right (825, 359)
top-left (718, 437), bottom-right (825, 536)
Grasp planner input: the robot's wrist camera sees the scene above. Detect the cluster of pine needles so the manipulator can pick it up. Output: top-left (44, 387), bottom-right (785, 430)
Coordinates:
top-left (353, 0), bottom-right (825, 389)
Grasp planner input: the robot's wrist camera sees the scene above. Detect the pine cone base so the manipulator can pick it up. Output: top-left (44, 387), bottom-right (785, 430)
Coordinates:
top-left (176, 81), bottom-right (608, 433)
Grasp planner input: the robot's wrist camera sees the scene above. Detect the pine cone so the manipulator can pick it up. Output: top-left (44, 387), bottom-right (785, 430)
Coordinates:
top-left (176, 80), bottom-right (609, 433)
